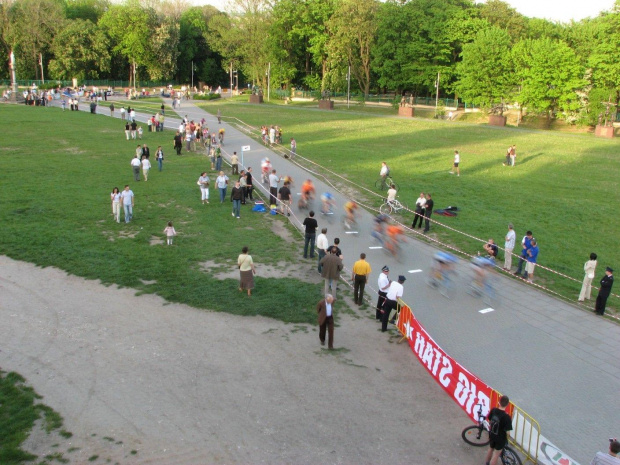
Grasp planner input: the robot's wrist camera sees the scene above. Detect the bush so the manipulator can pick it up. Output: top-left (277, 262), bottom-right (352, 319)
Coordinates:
top-left (193, 93), bottom-right (221, 101)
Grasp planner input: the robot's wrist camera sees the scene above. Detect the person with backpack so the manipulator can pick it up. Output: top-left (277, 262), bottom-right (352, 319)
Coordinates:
top-left (485, 395), bottom-right (513, 465)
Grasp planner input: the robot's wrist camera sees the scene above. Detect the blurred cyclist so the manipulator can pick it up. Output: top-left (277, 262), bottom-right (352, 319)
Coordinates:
top-left (344, 200), bottom-right (359, 229)
top-left (385, 224), bottom-right (404, 256)
top-left (320, 192), bottom-right (335, 214)
top-left (371, 214), bottom-right (388, 244)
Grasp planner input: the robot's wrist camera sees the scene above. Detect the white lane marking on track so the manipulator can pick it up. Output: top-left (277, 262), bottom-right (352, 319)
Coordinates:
top-left (345, 231), bottom-right (359, 234)
top-left (408, 269), bottom-right (422, 273)
top-left (479, 308), bottom-right (495, 314)
top-left (369, 246), bottom-right (383, 249)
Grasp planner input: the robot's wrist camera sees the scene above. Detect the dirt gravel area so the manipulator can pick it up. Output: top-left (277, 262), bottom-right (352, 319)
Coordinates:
top-left (0, 255), bottom-right (483, 465)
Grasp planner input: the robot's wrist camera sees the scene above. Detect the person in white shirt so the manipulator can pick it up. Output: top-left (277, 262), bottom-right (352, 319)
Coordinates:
top-left (590, 440), bottom-right (620, 465)
top-left (131, 155), bottom-right (141, 181)
top-left (141, 156), bottom-right (151, 181)
top-left (387, 184), bottom-right (397, 202)
top-left (120, 185), bottom-right (134, 223)
top-left (578, 253), bottom-right (598, 302)
top-left (412, 192), bottom-right (426, 229)
top-left (230, 152), bottom-right (239, 175)
top-left (316, 228), bottom-right (329, 273)
top-left (376, 266), bottom-right (391, 320)
top-left (503, 223), bottom-right (516, 271)
top-left (268, 169), bottom-right (281, 206)
top-left (381, 275), bottom-right (405, 331)
top-left (450, 150), bottom-right (460, 176)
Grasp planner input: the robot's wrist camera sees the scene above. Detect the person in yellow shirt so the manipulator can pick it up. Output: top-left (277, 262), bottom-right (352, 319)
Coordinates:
top-left (352, 253), bottom-right (372, 305)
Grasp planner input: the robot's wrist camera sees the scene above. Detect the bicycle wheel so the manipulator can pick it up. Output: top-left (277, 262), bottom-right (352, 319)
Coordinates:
top-left (379, 203), bottom-right (393, 215)
top-left (501, 446), bottom-right (522, 465)
top-left (375, 179), bottom-right (387, 191)
top-left (393, 201), bottom-right (408, 213)
top-left (461, 425), bottom-right (490, 446)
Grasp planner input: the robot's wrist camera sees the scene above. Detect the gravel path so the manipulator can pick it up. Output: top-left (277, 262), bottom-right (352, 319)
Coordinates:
top-left (0, 255), bottom-right (482, 465)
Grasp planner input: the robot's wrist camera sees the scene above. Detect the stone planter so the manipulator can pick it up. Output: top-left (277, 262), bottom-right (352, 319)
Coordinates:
top-left (595, 125), bottom-right (615, 138)
top-left (488, 115), bottom-right (507, 126)
top-left (398, 106), bottom-right (414, 117)
top-left (249, 94), bottom-right (263, 104)
top-left (318, 100), bottom-right (334, 110)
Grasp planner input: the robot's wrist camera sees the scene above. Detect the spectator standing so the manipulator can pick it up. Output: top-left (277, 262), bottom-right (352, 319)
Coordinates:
top-left (510, 145), bottom-right (516, 167)
top-left (578, 253), bottom-right (598, 302)
top-left (352, 253), bottom-right (372, 305)
top-left (320, 247), bottom-right (344, 298)
top-left (525, 240), bottom-right (539, 283)
top-left (109, 103), bottom-right (114, 117)
top-left (594, 267), bottom-right (614, 315)
top-left (381, 275), bottom-right (405, 331)
top-left (423, 193), bottom-right (434, 233)
top-left (198, 172), bottom-right (210, 204)
top-left (231, 152), bottom-right (239, 175)
top-left (163, 221), bottom-right (176, 245)
top-left (317, 294), bottom-right (336, 349)
top-left (302, 211), bottom-right (318, 259)
top-left (120, 107), bottom-right (126, 120)
top-left (504, 224), bottom-right (516, 271)
top-left (290, 138), bottom-right (296, 157)
top-left (130, 120), bottom-right (137, 139)
top-left (514, 231), bottom-right (534, 277)
top-left (237, 246), bottom-right (256, 296)
top-left (246, 167), bottom-right (254, 201)
top-left (278, 181), bottom-right (292, 216)
top-left (215, 146), bottom-right (223, 171)
top-left (155, 146), bottom-right (164, 172)
top-left (131, 155), bottom-right (141, 181)
top-left (120, 185), bottom-right (134, 223)
top-left (450, 150), bottom-right (460, 176)
top-left (125, 122), bottom-right (130, 140)
top-left (269, 169), bottom-right (281, 206)
top-left (239, 170), bottom-right (247, 204)
top-left (231, 180), bottom-right (243, 218)
top-left (316, 228), bottom-right (329, 273)
top-left (590, 440), bottom-right (620, 465)
top-left (411, 192), bottom-right (426, 229)
top-left (376, 266), bottom-right (390, 320)
top-left (485, 396), bottom-right (513, 465)
top-left (173, 131), bottom-right (183, 155)
top-left (215, 171), bottom-right (229, 203)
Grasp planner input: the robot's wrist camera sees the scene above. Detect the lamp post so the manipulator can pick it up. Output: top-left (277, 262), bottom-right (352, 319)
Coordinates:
top-left (347, 65), bottom-right (351, 109)
top-left (191, 60), bottom-right (194, 90)
top-left (9, 50), bottom-right (17, 95)
top-left (266, 62), bottom-right (270, 102)
top-left (434, 72), bottom-right (440, 118)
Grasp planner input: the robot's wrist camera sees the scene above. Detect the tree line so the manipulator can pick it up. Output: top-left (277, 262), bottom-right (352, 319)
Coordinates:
top-left (1, 0), bottom-right (619, 124)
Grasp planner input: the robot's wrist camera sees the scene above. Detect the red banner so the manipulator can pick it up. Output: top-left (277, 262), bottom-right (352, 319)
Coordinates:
top-left (396, 302), bottom-right (509, 421)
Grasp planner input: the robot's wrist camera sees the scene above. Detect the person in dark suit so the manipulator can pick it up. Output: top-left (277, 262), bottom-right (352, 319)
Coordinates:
top-left (317, 294), bottom-right (335, 349)
top-left (595, 267), bottom-right (614, 315)
top-left (423, 193), bottom-right (434, 233)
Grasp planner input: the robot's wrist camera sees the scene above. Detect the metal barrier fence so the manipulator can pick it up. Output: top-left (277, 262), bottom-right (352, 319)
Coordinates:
top-left (509, 404), bottom-right (541, 464)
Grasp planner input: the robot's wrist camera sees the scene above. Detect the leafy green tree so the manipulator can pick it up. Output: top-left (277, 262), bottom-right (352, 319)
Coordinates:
top-left (48, 19), bottom-right (110, 80)
top-left (208, 0), bottom-right (272, 88)
top-left (373, 0), bottom-right (480, 96)
top-left (512, 37), bottom-right (585, 123)
top-left (326, 0), bottom-right (378, 95)
top-left (455, 27), bottom-right (515, 111)
top-left (0, 0), bottom-right (65, 80)
top-left (99, 2), bottom-right (179, 82)
top-left (587, 2), bottom-right (620, 98)
top-left (477, 0), bottom-right (526, 42)
top-left (64, 0), bottom-right (109, 22)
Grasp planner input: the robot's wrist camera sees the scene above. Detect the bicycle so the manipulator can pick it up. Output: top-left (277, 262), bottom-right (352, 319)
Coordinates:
top-left (375, 176), bottom-right (399, 192)
top-left (461, 404), bottom-right (522, 465)
top-left (379, 197), bottom-right (408, 215)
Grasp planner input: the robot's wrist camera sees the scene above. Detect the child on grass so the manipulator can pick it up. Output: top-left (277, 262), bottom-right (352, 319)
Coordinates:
top-left (163, 221), bottom-right (176, 245)
top-left (138, 126), bottom-right (143, 139)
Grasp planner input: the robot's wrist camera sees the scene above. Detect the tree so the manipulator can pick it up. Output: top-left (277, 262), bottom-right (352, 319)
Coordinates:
top-left (455, 27), bottom-right (515, 111)
top-left (326, 0), bottom-right (377, 96)
top-left (208, 0), bottom-right (272, 88)
top-left (48, 19), bottom-right (110, 80)
top-left (587, 3), bottom-right (620, 98)
top-left (478, 0), bottom-right (526, 42)
top-left (1, 0), bottom-right (65, 80)
top-left (512, 38), bottom-right (585, 123)
top-left (99, 2), bottom-right (179, 83)
top-left (64, 0), bottom-right (109, 22)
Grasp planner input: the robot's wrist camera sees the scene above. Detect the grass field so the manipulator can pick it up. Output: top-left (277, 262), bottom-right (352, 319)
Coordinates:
top-left (198, 99), bottom-right (620, 312)
top-left (0, 104), bottom-right (321, 324)
top-left (0, 370), bottom-right (69, 464)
